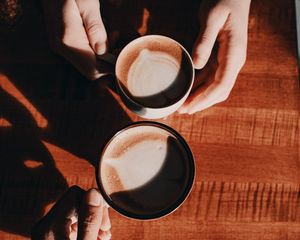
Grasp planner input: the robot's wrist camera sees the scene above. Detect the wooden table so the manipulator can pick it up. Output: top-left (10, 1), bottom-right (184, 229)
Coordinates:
top-left (0, 0), bottom-right (299, 239)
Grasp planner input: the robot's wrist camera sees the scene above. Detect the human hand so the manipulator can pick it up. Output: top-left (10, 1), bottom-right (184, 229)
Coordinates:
top-left (42, 0), bottom-right (109, 80)
top-left (179, 0), bottom-right (251, 114)
top-left (32, 186), bottom-right (111, 240)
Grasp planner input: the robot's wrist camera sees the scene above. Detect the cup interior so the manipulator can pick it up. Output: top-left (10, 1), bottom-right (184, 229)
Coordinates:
top-left (115, 35), bottom-right (194, 109)
top-left (96, 122), bottom-right (195, 220)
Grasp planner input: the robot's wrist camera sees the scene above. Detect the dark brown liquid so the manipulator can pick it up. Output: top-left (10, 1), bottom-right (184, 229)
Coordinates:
top-left (101, 132), bottom-right (193, 219)
top-left (116, 36), bottom-right (193, 108)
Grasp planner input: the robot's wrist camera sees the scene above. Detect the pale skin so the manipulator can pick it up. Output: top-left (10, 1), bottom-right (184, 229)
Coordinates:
top-left (42, 0), bottom-right (250, 110)
top-left (179, 0), bottom-right (251, 114)
top-left (32, 186), bottom-right (111, 240)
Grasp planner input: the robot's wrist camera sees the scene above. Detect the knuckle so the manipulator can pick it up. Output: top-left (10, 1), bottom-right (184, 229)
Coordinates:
top-left (86, 21), bottom-right (103, 36)
top-left (200, 33), bottom-right (212, 45)
top-left (85, 20), bottom-right (108, 44)
top-left (209, 5), bottom-right (230, 22)
top-left (211, 4), bottom-right (231, 17)
top-left (82, 211), bottom-right (99, 227)
top-left (101, 223), bottom-right (111, 232)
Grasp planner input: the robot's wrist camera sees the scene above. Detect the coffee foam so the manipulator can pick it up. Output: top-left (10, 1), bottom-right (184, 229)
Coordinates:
top-left (127, 50), bottom-right (182, 97)
top-left (99, 124), bottom-right (192, 217)
top-left (100, 126), bottom-right (169, 194)
top-left (116, 36), bottom-right (192, 108)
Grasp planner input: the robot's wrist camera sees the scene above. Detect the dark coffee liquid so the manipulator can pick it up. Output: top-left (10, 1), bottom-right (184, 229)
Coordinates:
top-left (109, 137), bottom-right (191, 218)
top-left (99, 124), bottom-right (194, 219)
top-left (116, 36), bottom-right (193, 108)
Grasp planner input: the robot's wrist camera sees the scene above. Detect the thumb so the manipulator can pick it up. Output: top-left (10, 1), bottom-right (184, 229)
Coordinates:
top-left (76, 0), bottom-right (108, 55)
top-left (77, 189), bottom-right (104, 240)
top-left (192, 6), bottom-right (229, 69)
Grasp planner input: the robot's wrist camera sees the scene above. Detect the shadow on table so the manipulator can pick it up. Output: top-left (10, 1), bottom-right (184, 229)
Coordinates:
top-left (102, 0), bottom-right (200, 52)
top-left (0, 86), bottom-right (68, 236)
top-left (0, 0), bottom-right (202, 237)
top-left (0, 63), bottom-right (133, 237)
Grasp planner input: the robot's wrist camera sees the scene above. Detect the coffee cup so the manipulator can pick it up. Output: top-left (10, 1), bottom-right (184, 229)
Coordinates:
top-left (100, 35), bottom-right (194, 119)
top-left (95, 121), bottom-right (195, 220)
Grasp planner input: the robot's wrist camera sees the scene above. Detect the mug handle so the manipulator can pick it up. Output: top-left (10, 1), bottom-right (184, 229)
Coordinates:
top-left (97, 53), bottom-right (117, 66)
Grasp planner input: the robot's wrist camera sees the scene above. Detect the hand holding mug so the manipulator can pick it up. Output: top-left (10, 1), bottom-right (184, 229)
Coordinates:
top-left (179, 0), bottom-right (251, 114)
top-left (42, 0), bottom-right (108, 80)
top-left (31, 186), bottom-right (111, 240)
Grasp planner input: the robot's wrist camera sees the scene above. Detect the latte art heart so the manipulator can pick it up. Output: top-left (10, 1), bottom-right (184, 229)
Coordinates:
top-left (127, 50), bottom-right (181, 98)
top-left (103, 139), bottom-right (167, 192)
top-left (99, 124), bottom-right (193, 218)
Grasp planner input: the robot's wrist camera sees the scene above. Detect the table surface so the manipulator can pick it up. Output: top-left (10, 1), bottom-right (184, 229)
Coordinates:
top-left (0, 0), bottom-right (299, 239)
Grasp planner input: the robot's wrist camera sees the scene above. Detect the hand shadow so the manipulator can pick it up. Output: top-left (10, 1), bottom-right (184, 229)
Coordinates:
top-left (0, 61), bottom-right (132, 237)
top-left (102, 0), bottom-right (201, 52)
top-left (0, 87), bottom-right (68, 237)
top-left (1, 62), bottom-right (133, 167)
top-left (0, 0), bottom-right (204, 237)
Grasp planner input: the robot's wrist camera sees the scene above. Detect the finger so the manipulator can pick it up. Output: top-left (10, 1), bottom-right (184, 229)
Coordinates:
top-left (192, 5), bottom-right (229, 69)
top-left (100, 207), bottom-right (111, 231)
top-left (186, 32), bottom-right (247, 114)
top-left (98, 230), bottom-right (112, 240)
top-left (61, 44), bottom-right (110, 80)
top-left (45, 0), bottom-right (106, 80)
top-left (187, 79), bottom-right (231, 114)
top-left (70, 222), bottom-right (78, 240)
top-left (178, 52), bottom-right (217, 114)
top-left (77, 189), bottom-right (104, 240)
top-left (31, 186), bottom-right (84, 240)
top-left (76, 0), bottom-right (108, 55)
top-left (178, 69), bottom-right (215, 114)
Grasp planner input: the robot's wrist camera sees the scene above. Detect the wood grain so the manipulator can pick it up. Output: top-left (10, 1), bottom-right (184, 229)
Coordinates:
top-left (0, 0), bottom-right (299, 239)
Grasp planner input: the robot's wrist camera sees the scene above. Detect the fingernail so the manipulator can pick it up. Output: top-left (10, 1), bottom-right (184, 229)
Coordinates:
top-left (85, 189), bottom-right (102, 207)
top-left (95, 42), bottom-right (106, 55)
top-left (192, 55), bottom-right (206, 69)
top-left (100, 230), bottom-right (112, 240)
top-left (105, 230), bottom-right (112, 240)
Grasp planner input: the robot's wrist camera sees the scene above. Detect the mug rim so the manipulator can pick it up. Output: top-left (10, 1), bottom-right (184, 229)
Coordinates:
top-left (95, 121), bottom-right (195, 220)
top-left (115, 35), bottom-right (195, 110)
